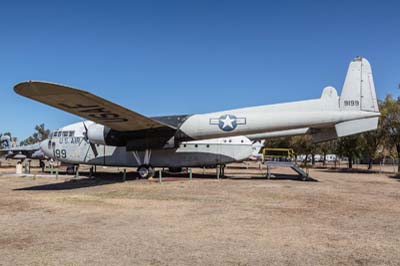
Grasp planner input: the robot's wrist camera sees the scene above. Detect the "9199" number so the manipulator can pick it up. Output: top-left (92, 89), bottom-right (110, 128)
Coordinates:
top-left (344, 100), bottom-right (359, 107)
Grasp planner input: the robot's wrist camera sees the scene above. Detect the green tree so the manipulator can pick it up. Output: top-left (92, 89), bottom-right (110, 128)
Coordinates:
top-left (380, 95), bottom-right (400, 172)
top-left (290, 135), bottom-right (317, 165)
top-left (360, 130), bottom-right (383, 170)
top-left (335, 135), bottom-right (363, 168)
top-left (20, 124), bottom-right (50, 146)
top-left (318, 140), bottom-right (337, 166)
top-left (264, 137), bottom-right (291, 148)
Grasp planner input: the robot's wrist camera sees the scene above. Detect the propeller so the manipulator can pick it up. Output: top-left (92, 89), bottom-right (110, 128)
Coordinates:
top-left (83, 122), bottom-right (99, 157)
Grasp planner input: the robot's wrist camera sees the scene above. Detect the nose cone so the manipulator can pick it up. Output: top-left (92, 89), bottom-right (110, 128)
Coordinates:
top-left (40, 139), bottom-right (52, 158)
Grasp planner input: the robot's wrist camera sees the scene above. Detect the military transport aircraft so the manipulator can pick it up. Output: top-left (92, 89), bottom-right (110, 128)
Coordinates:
top-left (13, 57), bottom-right (380, 178)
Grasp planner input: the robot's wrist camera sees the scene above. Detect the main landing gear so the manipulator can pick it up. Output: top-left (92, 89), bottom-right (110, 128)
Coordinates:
top-left (218, 164), bottom-right (226, 178)
top-left (137, 165), bottom-right (155, 179)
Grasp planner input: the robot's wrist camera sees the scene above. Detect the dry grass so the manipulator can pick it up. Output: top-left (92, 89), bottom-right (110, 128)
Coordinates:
top-left (0, 163), bottom-right (400, 265)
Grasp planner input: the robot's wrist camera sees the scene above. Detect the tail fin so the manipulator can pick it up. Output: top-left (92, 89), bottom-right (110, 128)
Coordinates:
top-left (340, 57), bottom-right (379, 112)
top-left (0, 135), bottom-right (11, 149)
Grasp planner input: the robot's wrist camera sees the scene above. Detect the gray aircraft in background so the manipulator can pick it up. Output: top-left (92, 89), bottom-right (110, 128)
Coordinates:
top-left (11, 57), bottom-right (379, 178)
top-left (0, 135), bottom-right (44, 160)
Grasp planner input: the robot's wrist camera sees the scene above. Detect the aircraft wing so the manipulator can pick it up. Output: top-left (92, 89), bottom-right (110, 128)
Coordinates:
top-left (2, 143), bottom-right (40, 152)
top-left (14, 81), bottom-right (174, 132)
top-left (0, 143), bottom-right (43, 159)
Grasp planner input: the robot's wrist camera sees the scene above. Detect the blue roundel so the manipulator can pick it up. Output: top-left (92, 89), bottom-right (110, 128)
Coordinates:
top-left (218, 114), bottom-right (238, 132)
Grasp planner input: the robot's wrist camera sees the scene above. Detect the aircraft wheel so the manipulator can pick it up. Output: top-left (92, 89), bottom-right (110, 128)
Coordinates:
top-left (66, 165), bottom-right (76, 175)
top-left (137, 165), bottom-right (154, 179)
top-left (148, 167), bottom-right (155, 178)
top-left (39, 160), bottom-right (45, 172)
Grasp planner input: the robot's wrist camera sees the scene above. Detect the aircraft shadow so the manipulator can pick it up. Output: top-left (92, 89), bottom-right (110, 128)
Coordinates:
top-left (163, 172), bottom-right (318, 182)
top-left (228, 173), bottom-right (318, 182)
top-left (14, 170), bottom-right (318, 191)
top-left (14, 172), bottom-right (140, 191)
top-left (388, 174), bottom-right (400, 182)
top-left (320, 168), bottom-right (385, 174)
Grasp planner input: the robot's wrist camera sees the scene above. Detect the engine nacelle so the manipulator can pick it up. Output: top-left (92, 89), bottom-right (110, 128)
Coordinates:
top-left (87, 123), bottom-right (106, 145)
top-left (85, 122), bottom-right (177, 149)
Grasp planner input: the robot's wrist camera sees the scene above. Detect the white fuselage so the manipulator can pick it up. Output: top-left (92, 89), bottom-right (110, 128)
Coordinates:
top-left (179, 96), bottom-right (379, 140)
top-left (40, 122), bottom-right (253, 168)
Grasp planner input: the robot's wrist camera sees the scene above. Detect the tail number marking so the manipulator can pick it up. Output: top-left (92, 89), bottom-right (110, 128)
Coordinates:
top-left (344, 100), bottom-right (360, 107)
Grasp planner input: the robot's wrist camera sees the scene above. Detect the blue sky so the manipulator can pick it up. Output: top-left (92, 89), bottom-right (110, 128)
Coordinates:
top-left (1, 0), bottom-right (399, 140)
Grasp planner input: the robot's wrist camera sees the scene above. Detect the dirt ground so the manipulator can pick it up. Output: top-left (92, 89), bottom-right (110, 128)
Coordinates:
top-left (0, 163), bottom-right (400, 266)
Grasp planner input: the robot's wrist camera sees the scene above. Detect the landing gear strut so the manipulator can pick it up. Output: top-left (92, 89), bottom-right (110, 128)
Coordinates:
top-left (39, 160), bottom-right (45, 173)
top-left (217, 164), bottom-right (226, 178)
top-left (137, 165), bottom-right (155, 179)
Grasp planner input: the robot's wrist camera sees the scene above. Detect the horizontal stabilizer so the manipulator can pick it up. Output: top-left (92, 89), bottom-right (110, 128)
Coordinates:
top-left (311, 117), bottom-right (379, 142)
top-left (335, 117), bottom-right (379, 137)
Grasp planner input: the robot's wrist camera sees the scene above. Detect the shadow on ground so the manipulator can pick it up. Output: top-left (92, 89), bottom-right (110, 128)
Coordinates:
top-left (14, 169), bottom-right (318, 191)
top-left (388, 174), bottom-right (400, 182)
top-left (14, 172), bottom-right (140, 191)
top-left (229, 173), bottom-right (318, 182)
top-left (319, 167), bottom-right (384, 174)
top-left (162, 171), bottom-right (318, 182)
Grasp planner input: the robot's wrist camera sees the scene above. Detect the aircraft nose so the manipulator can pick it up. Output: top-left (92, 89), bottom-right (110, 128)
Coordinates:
top-left (40, 139), bottom-right (51, 157)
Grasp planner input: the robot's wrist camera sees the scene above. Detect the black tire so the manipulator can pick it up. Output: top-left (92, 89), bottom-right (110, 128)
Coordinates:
top-left (148, 167), bottom-right (155, 178)
top-left (137, 165), bottom-right (154, 179)
top-left (66, 165), bottom-right (75, 175)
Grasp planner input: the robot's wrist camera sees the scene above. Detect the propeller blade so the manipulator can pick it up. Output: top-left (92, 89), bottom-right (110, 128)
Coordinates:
top-left (90, 142), bottom-right (99, 157)
top-left (82, 121), bottom-right (89, 141)
top-left (83, 121), bottom-right (98, 158)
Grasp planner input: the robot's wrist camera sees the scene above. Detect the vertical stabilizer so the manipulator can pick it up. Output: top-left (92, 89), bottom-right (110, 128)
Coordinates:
top-left (0, 135), bottom-right (11, 149)
top-left (340, 57), bottom-right (379, 112)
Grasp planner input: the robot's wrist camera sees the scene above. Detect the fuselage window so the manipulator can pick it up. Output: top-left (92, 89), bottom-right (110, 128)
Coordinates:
top-left (195, 144), bottom-right (198, 148)
top-left (206, 144), bottom-right (210, 148)
top-left (183, 144), bottom-right (187, 148)
top-left (57, 132), bottom-right (62, 137)
top-left (63, 131), bottom-right (68, 137)
top-left (69, 131), bottom-right (74, 137)
top-left (241, 140), bottom-right (244, 143)
top-left (229, 139), bottom-right (232, 143)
